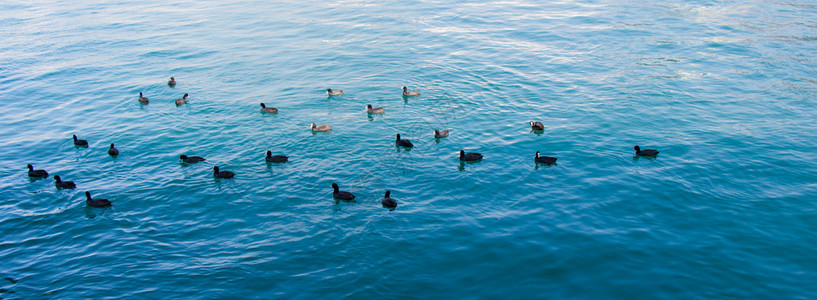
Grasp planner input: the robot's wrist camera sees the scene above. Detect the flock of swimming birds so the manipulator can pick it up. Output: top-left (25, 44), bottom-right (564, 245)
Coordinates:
top-left (26, 77), bottom-right (660, 210)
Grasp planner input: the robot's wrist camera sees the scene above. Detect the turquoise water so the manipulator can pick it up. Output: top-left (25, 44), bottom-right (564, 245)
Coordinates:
top-left (2, 0), bottom-right (817, 298)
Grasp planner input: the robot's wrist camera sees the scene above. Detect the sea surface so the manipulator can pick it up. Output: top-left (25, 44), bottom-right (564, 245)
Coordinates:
top-left (1, 0), bottom-right (816, 298)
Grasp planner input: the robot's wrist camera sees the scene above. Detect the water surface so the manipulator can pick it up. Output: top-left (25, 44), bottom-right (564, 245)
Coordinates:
top-left (1, 0), bottom-right (816, 298)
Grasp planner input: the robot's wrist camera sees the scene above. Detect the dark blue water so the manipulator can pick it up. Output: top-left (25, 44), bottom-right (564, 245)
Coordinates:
top-left (2, 0), bottom-right (817, 298)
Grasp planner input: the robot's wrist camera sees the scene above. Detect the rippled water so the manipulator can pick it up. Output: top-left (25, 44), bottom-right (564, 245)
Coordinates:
top-left (2, 0), bottom-right (817, 298)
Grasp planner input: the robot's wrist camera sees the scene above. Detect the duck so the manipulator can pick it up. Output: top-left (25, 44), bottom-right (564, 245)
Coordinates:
top-left (366, 104), bottom-right (385, 114)
top-left (311, 123), bottom-right (332, 132)
top-left (27, 164), bottom-right (48, 178)
top-left (73, 135), bottom-right (88, 147)
top-left (213, 166), bottom-right (235, 179)
top-left (381, 190), bottom-right (397, 208)
top-left (108, 143), bottom-right (119, 156)
top-left (260, 103), bottom-right (278, 113)
top-left (434, 129), bottom-right (449, 138)
top-left (459, 150), bottom-right (483, 161)
top-left (168, 77), bottom-right (176, 86)
top-left (265, 150), bottom-right (288, 163)
top-left (54, 175), bottom-right (76, 189)
top-left (634, 145), bottom-right (659, 157)
top-left (175, 93), bottom-right (188, 106)
top-left (138, 92), bottom-right (149, 104)
top-left (402, 86), bottom-right (420, 96)
top-left (179, 155), bottom-right (206, 163)
top-left (331, 183), bottom-right (355, 201)
top-left (530, 121), bottom-right (544, 131)
top-left (534, 151), bottom-right (557, 165)
top-left (395, 134), bottom-right (413, 148)
top-left (85, 191), bottom-right (111, 207)
top-left (327, 88), bottom-right (343, 96)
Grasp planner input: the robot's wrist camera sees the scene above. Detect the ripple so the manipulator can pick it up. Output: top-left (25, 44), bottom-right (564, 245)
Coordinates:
top-left (1, 0), bottom-right (817, 298)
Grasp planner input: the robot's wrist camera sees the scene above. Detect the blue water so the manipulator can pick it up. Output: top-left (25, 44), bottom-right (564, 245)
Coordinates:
top-left (2, 0), bottom-right (817, 298)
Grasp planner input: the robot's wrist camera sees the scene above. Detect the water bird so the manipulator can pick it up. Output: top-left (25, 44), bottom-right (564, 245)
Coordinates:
top-left (265, 150), bottom-right (288, 163)
top-left (213, 166), bottom-right (235, 179)
top-left (534, 151), bottom-right (557, 165)
top-left (634, 145), bottom-right (659, 157)
top-left (85, 191), bottom-right (111, 207)
top-left (311, 123), bottom-right (332, 132)
top-left (395, 134), bottom-right (413, 148)
top-left (73, 135), bottom-right (88, 147)
top-left (434, 129), bottom-right (449, 138)
top-left (366, 104), bottom-right (385, 114)
top-left (175, 93), bottom-right (188, 106)
top-left (108, 143), bottom-right (119, 156)
top-left (327, 88), bottom-right (343, 96)
top-left (54, 175), bottom-right (76, 189)
top-left (179, 155), bottom-right (206, 163)
top-left (459, 150), bottom-right (483, 161)
top-left (530, 121), bottom-right (544, 131)
top-left (260, 103), bottom-right (277, 113)
top-left (381, 190), bottom-right (397, 208)
top-left (168, 77), bottom-right (176, 86)
top-left (138, 92), bottom-right (149, 104)
top-left (27, 164), bottom-right (48, 178)
top-left (331, 183), bottom-right (355, 201)
top-left (402, 86), bottom-right (420, 96)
